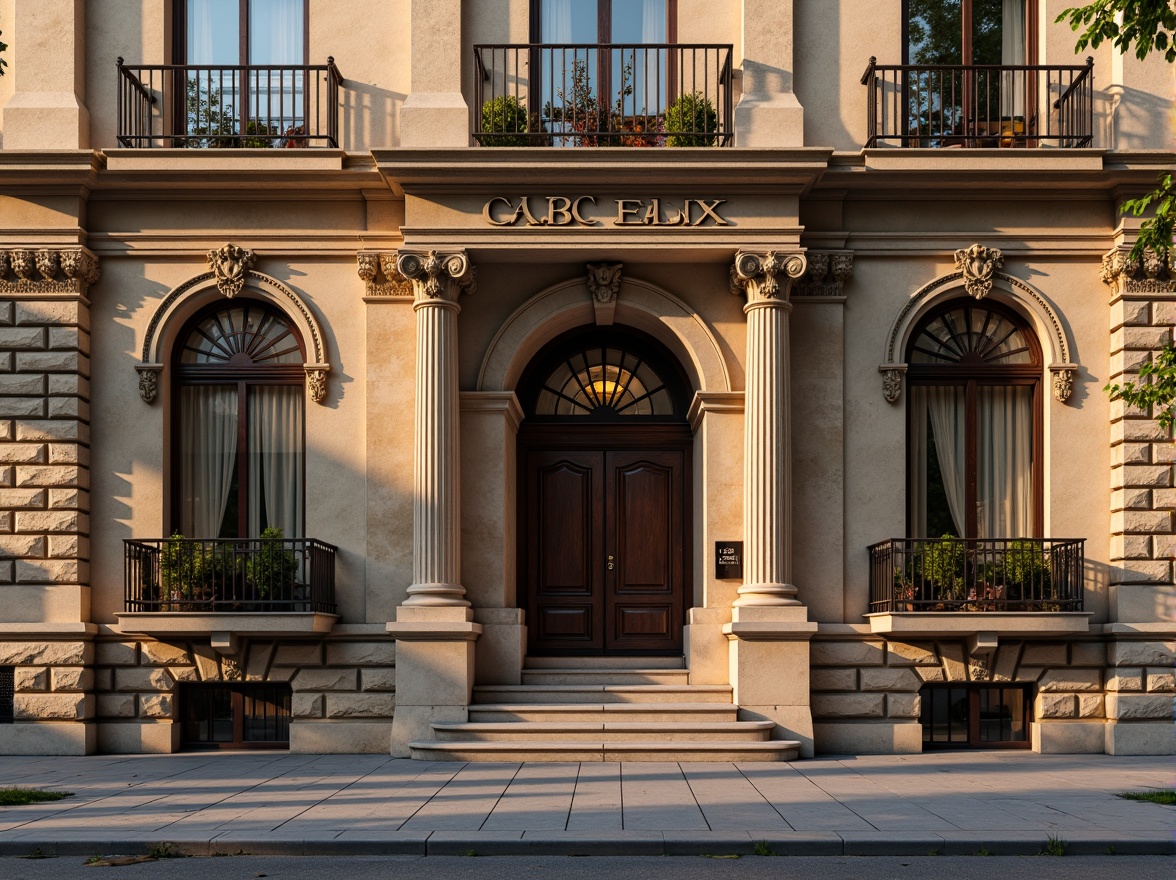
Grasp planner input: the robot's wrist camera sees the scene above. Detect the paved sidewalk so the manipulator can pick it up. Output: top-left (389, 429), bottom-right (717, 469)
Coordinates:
top-left (0, 752), bottom-right (1172, 857)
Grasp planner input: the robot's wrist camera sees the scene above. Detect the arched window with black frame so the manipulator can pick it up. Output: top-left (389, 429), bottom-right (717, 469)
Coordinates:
top-left (172, 300), bottom-right (305, 540)
top-left (906, 299), bottom-right (1042, 540)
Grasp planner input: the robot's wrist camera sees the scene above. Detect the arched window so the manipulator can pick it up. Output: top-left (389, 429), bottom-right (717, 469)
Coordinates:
top-left (520, 326), bottom-right (689, 421)
top-left (907, 299), bottom-right (1042, 539)
top-left (173, 301), bottom-right (305, 539)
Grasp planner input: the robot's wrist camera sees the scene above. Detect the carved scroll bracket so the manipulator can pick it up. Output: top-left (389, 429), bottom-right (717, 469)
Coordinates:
top-left (586, 262), bottom-right (623, 325)
top-left (879, 363), bottom-right (907, 404)
top-left (359, 251), bottom-right (414, 301)
top-left (793, 251), bottom-right (854, 298)
top-left (1049, 364), bottom-right (1078, 403)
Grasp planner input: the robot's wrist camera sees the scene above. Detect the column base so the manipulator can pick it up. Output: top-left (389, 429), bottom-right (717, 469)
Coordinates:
top-left (403, 582), bottom-right (471, 607)
top-left (733, 582), bottom-right (801, 606)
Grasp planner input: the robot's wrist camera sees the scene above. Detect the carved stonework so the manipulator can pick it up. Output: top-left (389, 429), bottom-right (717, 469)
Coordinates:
top-left (880, 365), bottom-right (906, 404)
top-left (953, 244), bottom-right (1004, 300)
top-left (1101, 246), bottom-right (1176, 296)
top-left (730, 250), bottom-right (807, 304)
top-left (586, 262), bottom-right (623, 303)
top-left (136, 365), bottom-right (163, 404)
top-left (1050, 365), bottom-right (1077, 403)
top-left (358, 251), bottom-right (414, 299)
top-left (222, 659), bottom-right (242, 681)
top-left (0, 247), bottom-right (100, 296)
top-left (396, 249), bottom-right (476, 303)
top-left (306, 368), bottom-right (328, 404)
top-left (207, 243), bottom-right (257, 298)
top-left (793, 250), bottom-right (854, 297)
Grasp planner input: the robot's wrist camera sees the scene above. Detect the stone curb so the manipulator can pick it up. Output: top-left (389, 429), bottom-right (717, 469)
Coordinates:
top-left (0, 833), bottom-right (1172, 858)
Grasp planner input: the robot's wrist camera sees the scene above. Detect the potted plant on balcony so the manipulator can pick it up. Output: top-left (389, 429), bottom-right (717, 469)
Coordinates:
top-left (665, 91), bottom-right (718, 146)
top-left (917, 536), bottom-right (966, 609)
top-left (160, 533), bottom-right (199, 611)
top-left (479, 95), bottom-right (544, 146)
top-left (1002, 539), bottom-right (1053, 611)
top-left (247, 527), bottom-right (301, 609)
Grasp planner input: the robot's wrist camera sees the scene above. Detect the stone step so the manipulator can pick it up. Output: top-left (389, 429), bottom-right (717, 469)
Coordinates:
top-left (430, 720), bottom-right (774, 742)
top-left (468, 702), bottom-right (741, 723)
top-left (524, 656), bottom-right (685, 669)
top-left (520, 668), bottom-right (690, 686)
top-left (408, 740), bottom-right (801, 762)
top-left (472, 684), bottom-right (734, 704)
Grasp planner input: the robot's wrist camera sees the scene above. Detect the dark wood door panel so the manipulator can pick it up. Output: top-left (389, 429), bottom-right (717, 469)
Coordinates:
top-left (613, 459), bottom-right (674, 592)
top-left (537, 460), bottom-right (597, 592)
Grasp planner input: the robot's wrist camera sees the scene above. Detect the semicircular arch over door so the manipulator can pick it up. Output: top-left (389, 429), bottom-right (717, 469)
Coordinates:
top-left (517, 325), bottom-right (692, 656)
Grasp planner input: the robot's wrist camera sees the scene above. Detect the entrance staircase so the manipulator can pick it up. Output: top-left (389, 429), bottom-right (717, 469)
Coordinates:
top-left (408, 657), bottom-right (801, 762)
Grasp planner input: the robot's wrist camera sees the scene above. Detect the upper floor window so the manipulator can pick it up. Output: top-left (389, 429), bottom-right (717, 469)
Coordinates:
top-left (179, 0), bottom-right (306, 65)
top-left (534, 0), bottom-right (673, 44)
top-left (907, 300), bottom-right (1042, 540)
top-left (174, 302), bottom-right (305, 540)
top-left (905, 0), bottom-right (1033, 66)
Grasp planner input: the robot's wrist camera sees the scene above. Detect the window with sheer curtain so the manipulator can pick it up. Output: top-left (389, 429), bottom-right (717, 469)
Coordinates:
top-left (174, 303), bottom-right (305, 540)
top-left (906, 300), bottom-right (1041, 540)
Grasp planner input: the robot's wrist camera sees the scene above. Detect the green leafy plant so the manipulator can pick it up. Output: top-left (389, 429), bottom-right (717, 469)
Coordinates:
top-left (543, 58), bottom-right (647, 146)
top-left (185, 78), bottom-right (277, 148)
top-left (160, 533), bottom-right (202, 606)
top-left (1117, 789), bottom-right (1176, 805)
top-left (479, 95), bottom-right (538, 146)
top-left (919, 536), bottom-right (966, 602)
top-left (1000, 539), bottom-right (1052, 605)
top-left (146, 842), bottom-right (179, 860)
top-left (0, 788), bottom-right (73, 806)
top-left (0, 30), bottom-right (8, 77)
top-left (1041, 832), bottom-right (1067, 856)
top-left (248, 527), bottom-right (300, 600)
top-left (1106, 341), bottom-right (1176, 431)
top-left (752, 840), bottom-right (777, 856)
top-left (665, 92), bottom-right (718, 147)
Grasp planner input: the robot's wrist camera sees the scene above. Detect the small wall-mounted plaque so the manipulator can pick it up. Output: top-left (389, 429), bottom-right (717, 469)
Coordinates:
top-left (715, 541), bottom-right (743, 580)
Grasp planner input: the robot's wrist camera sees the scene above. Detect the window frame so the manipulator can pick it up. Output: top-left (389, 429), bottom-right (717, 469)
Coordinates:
top-left (902, 0), bottom-right (1038, 66)
top-left (905, 298), bottom-right (1044, 540)
top-left (169, 299), bottom-right (307, 539)
top-left (173, 0), bottom-right (310, 66)
top-left (529, 0), bottom-right (679, 45)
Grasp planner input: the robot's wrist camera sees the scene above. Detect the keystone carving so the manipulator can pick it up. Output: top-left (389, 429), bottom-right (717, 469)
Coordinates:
top-left (358, 252), bottom-right (414, 299)
top-left (954, 244), bottom-right (1004, 300)
top-left (0, 247), bottom-right (100, 296)
top-left (794, 250), bottom-right (854, 297)
top-left (396, 250), bottom-right (476, 303)
top-left (207, 243), bottom-right (256, 298)
top-left (587, 262), bottom-right (623, 304)
top-left (730, 251), bottom-right (807, 304)
top-left (1101, 246), bottom-right (1175, 296)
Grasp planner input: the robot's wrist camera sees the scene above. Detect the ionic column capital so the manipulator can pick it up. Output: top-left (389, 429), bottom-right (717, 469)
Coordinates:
top-left (730, 250), bottom-right (807, 308)
top-left (397, 249), bottom-right (477, 306)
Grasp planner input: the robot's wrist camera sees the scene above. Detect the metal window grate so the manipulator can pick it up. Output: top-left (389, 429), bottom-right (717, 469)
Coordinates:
top-left (0, 667), bottom-right (14, 724)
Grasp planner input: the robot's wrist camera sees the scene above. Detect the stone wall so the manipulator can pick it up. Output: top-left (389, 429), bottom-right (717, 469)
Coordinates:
top-left (0, 637), bottom-right (95, 753)
top-left (94, 635), bottom-right (396, 754)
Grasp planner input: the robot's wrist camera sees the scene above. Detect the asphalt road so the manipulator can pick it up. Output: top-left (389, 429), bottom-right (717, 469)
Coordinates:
top-left (1, 854), bottom-right (1172, 880)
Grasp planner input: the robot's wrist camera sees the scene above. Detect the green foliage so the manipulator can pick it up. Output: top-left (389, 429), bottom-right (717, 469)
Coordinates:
top-left (544, 59), bottom-right (650, 146)
top-left (146, 842), bottom-right (179, 860)
top-left (1117, 789), bottom-right (1176, 805)
top-left (665, 92), bottom-right (718, 147)
top-left (0, 30), bottom-right (8, 77)
top-left (1122, 173), bottom-right (1174, 261)
top-left (1041, 833), bottom-right (1067, 856)
top-left (160, 533), bottom-right (202, 601)
top-left (1106, 341), bottom-right (1176, 431)
top-left (1057, 1), bottom-right (1176, 62)
top-left (0, 788), bottom-right (73, 806)
top-left (185, 78), bottom-right (276, 148)
top-left (909, 0), bottom-right (1003, 64)
top-left (1001, 539), bottom-right (1051, 602)
top-left (752, 840), bottom-right (777, 857)
top-left (919, 535), bottom-right (966, 600)
top-left (479, 95), bottom-right (536, 146)
top-left (248, 527), bottom-right (300, 600)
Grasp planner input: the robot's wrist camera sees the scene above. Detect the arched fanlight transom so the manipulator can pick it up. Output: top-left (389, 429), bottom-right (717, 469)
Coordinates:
top-left (180, 304), bottom-right (304, 366)
top-left (909, 303), bottom-right (1037, 366)
top-left (535, 345), bottom-right (675, 417)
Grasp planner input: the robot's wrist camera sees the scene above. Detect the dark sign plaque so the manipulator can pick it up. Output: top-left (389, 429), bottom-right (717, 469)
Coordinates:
top-left (715, 541), bottom-right (743, 580)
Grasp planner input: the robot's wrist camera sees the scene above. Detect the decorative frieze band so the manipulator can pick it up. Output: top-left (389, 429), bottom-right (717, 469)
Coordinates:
top-left (358, 252), bottom-right (414, 300)
top-left (1101, 247), bottom-right (1176, 296)
top-left (793, 251), bottom-right (853, 298)
top-left (0, 248), bottom-right (100, 297)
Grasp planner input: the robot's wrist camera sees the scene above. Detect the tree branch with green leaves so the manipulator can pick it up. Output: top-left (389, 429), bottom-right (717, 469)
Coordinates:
top-left (0, 30), bottom-right (8, 76)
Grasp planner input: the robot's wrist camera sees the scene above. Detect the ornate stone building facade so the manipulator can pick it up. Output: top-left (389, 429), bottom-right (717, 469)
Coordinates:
top-left (0, 0), bottom-right (1172, 758)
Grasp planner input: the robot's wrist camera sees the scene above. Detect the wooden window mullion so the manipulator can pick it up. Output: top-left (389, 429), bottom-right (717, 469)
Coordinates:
top-left (965, 378), bottom-right (978, 540)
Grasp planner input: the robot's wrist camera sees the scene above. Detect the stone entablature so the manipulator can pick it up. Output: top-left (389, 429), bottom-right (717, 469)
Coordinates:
top-left (0, 249), bottom-right (100, 298)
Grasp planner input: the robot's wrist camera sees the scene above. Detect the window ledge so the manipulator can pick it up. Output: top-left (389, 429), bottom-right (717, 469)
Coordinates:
top-left (865, 611), bottom-right (1091, 637)
top-left (114, 612), bottom-right (339, 638)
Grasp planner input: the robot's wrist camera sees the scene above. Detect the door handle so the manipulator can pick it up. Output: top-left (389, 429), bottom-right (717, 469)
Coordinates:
top-left (607, 555), bottom-right (614, 570)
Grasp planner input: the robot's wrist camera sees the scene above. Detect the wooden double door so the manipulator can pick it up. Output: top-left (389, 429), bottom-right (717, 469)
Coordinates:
top-left (521, 428), bottom-right (690, 655)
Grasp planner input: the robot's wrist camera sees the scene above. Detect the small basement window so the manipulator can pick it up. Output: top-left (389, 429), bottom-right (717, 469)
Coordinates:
top-left (0, 666), bottom-right (13, 724)
top-left (920, 683), bottom-right (1032, 749)
top-left (180, 682), bottom-right (291, 749)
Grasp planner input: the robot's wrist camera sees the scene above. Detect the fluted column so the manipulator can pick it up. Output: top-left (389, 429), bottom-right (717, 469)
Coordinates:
top-left (730, 250), bottom-right (807, 606)
top-left (397, 250), bottom-right (476, 606)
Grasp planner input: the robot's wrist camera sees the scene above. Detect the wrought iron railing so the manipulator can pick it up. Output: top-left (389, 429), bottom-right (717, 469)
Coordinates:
top-left (868, 538), bottom-right (1084, 613)
top-left (473, 43), bottom-right (733, 146)
top-left (116, 58), bottom-right (342, 148)
top-left (124, 537), bottom-right (337, 613)
top-left (861, 58), bottom-right (1094, 148)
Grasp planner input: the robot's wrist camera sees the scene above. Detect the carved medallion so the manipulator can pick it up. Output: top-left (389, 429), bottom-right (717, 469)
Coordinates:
top-left (953, 244), bottom-right (1004, 300)
top-left (207, 243), bottom-right (257, 298)
top-left (586, 262), bottom-right (623, 304)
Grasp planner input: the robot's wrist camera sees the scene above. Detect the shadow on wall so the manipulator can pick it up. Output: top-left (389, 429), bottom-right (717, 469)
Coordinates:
top-left (340, 84), bottom-right (403, 150)
top-left (1097, 85), bottom-right (1176, 151)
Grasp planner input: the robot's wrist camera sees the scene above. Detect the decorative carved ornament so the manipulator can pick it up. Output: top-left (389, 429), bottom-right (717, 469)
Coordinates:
top-left (586, 262), bottom-right (623, 304)
top-left (729, 250), bottom-right (807, 305)
top-left (0, 248), bottom-right (100, 296)
top-left (1101, 246), bottom-right (1175, 296)
top-left (358, 251), bottom-right (414, 299)
top-left (793, 251), bottom-right (854, 298)
top-left (879, 365), bottom-right (907, 404)
top-left (953, 244), bottom-right (1004, 300)
top-left (1050, 366), bottom-right (1077, 403)
top-left (136, 366), bottom-right (161, 404)
top-left (207, 243), bottom-right (257, 298)
top-left (396, 249), bottom-right (476, 303)
top-left (306, 368), bottom-right (328, 404)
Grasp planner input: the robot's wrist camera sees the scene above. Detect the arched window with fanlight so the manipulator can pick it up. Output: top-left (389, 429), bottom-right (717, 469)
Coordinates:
top-left (907, 299), bottom-right (1042, 539)
top-left (173, 301), bottom-right (305, 539)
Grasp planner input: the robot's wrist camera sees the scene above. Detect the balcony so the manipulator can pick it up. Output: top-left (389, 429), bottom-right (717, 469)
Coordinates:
top-left (116, 59), bottom-right (342, 148)
top-left (473, 44), bottom-right (733, 147)
top-left (117, 537), bottom-right (338, 640)
top-left (866, 537), bottom-right (1089, 637)
top-left (861, 58), bottom-right (1093, 148)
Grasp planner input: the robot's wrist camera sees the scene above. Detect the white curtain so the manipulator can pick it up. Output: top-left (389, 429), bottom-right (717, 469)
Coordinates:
top-left (248, 385), bottom-right (303, 538)
top-left (925, 385), bottom-right (967, 536)
top-left (642, 0), bottom-right (666, 41)
top-left (249, 0), bottom-right (304, 64)
top-left (541, 0), bottom-right (574, 42)
top-left (1000, 0), bottom-right (1026, 119)
top-left (180, 386), bottom-right (239, 537)
top-left (186, 0), bottom-right (238, 64)
top-left (977, 385), bottom-right (1033, 537)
